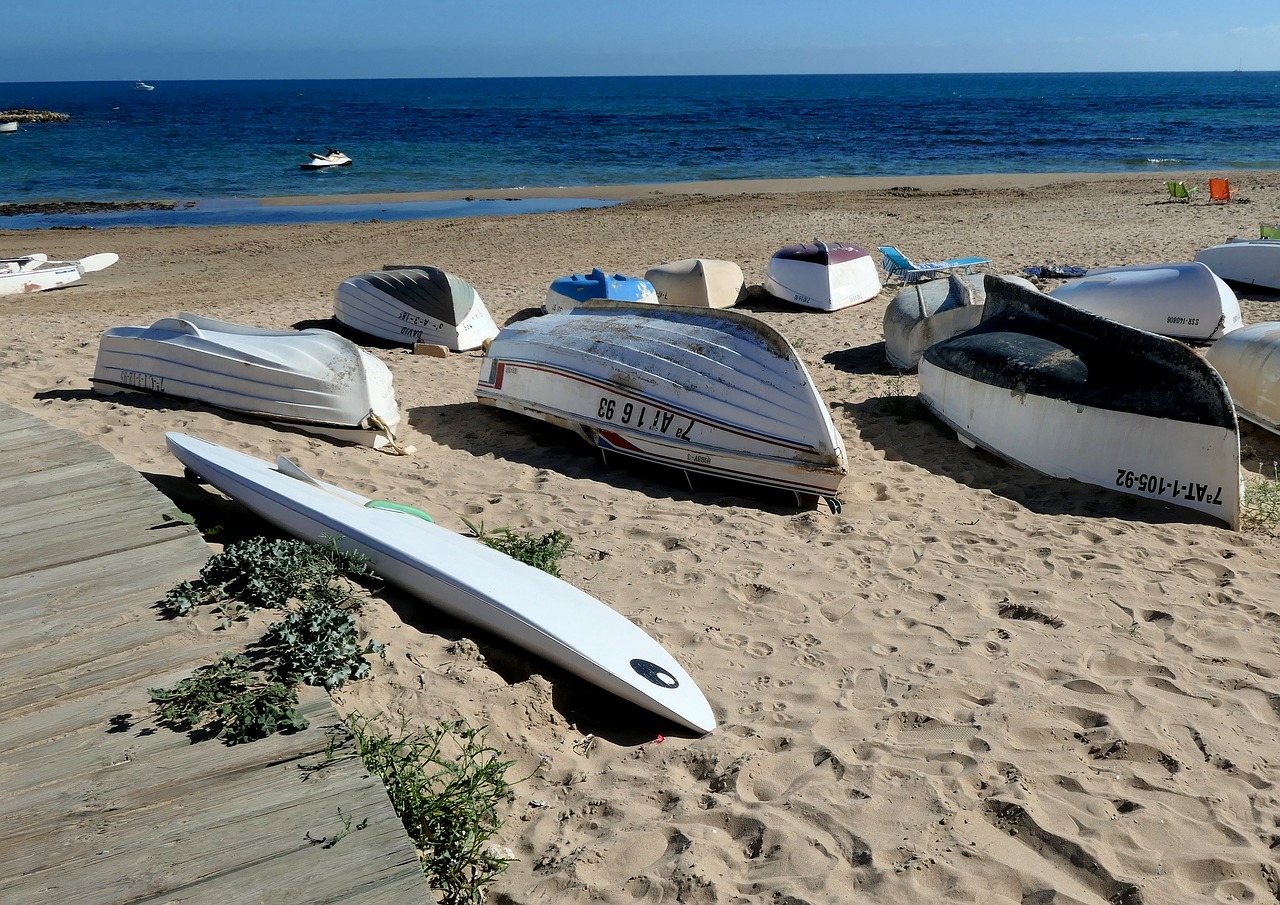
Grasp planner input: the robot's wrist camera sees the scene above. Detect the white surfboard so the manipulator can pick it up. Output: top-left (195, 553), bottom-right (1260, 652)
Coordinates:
top-left (165, 432), bottom-right (715, 734)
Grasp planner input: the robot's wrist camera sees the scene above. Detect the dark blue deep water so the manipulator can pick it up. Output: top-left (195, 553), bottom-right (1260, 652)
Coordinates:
top-left (2, 72), bottom-right (1279, 210)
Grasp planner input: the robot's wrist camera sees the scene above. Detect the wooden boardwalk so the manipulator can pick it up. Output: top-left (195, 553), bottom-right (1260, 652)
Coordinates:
top-left (0, 405), bottom-right (427, 904)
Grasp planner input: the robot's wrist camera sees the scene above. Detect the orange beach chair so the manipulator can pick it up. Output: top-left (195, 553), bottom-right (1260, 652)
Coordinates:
top-left (1209, 178), bottom-right (1237, 204)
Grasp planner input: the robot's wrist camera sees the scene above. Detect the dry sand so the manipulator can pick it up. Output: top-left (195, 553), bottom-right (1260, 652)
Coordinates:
top-left (4, 171), bottom-right (1280, 904)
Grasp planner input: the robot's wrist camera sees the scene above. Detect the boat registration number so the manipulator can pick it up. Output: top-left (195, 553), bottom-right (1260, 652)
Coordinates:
top-left (117, 369), bottom-right (165, 393)
top-left (1166, 315), bottom-right (1200, 327)
top-left (1115, 469), bottom-right (1223, 506)
top-left (596, 396), bottom-right (694, 439)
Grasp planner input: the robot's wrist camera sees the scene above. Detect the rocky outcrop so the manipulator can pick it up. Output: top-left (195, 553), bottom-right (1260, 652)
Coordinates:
top-left (0, 109), bottom-right (71, 123)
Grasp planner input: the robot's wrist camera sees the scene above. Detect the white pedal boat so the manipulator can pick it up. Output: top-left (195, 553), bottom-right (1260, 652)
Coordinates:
top-left (1049, 261), bottom-right (1242, 341)
top-left (0, 252), bottom-right (118, 296)
top-left (93, 313), bottom-right (407, 451)
top-left (763, 238), bottom-right (881, 312)
top-left (1204, 322), bottom-right (1280, 436)
top-left (919, 276), bottom-right (1241, 529)
top-left (644, 258), bottom-right (745, 309)
top-left (165, 432), bottom-right (715, 735)
top-left (1194, 238), bottom-right (1280, 292)
top-left (475, 302), bottom-right (848, 508)
top-left (334, 266), bottom-right (499, 350)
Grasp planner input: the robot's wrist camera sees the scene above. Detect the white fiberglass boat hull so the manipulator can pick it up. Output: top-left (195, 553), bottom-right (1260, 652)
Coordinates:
top-left (335, 267), bottom-right (499, 350)
top-left (763, 240), bottom-right (881, 312)
top-left (644, 258), bottom-right (745, 309)
top-left (1049, 261), bottom-right (1242, 340)
top-left (476, 302), bottom-right (847, 502)
top-left (164, 432), bottom-right (715, 735)
top-left (94, 313), bottom-right (405, 450)
top-left (0, 252), bottom-right (118, 296)
top-left (1194, 239), bottom-right (1280, 292)
top-left (920, 363), bottom-right (1241, 528)
top-left (920, 277), bottom-right (1241, 529)
top-left (1205, 321), bottom-right (1280, 435)
top-left (884, 273), bottom-right (1036, 369)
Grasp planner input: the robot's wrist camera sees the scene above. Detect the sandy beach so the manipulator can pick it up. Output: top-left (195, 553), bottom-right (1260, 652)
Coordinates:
top-left (4, 170), bottom-right (1280, 904)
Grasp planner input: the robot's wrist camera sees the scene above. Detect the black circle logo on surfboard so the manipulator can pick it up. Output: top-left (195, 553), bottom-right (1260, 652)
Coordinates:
top-left (630, 658), bottom-right (679, 689)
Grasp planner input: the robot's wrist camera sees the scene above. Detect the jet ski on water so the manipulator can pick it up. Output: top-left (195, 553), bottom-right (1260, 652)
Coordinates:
top-left (300, 148), bottom-right (352, 169)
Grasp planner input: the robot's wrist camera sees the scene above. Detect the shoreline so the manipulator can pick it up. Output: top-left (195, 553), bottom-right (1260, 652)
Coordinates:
top-left (2, 169), bottom-right (1264, 219)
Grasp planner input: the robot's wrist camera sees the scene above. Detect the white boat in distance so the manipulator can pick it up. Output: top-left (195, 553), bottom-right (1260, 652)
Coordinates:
top-left (884, 272), bottom-right (1036, 370)
top-left (300, 148), bottom-right (351, 169)
top-left (1049, 261), bottom-right (1242, 341)
top-left (93, 313), bottom-right (408, 451)
top-left (165, 432), bottom-right (716, 735)
top-left (919, 277), bottom-right (1241, 529)
top-left (133, 81), bottom-right (154, 91)
top-left (0, 252), bottom-right (118, 296)
top-left (763, 238), bottom-right (882, 312)
top-left (0, 121), bottom-right (17, 133)
top-left (1194, 238), bottom-right (1280, 292)
top-left (644, 258), bottom-right (745, 309)
top-left (475, 302), bottom-right (848, 508)
top-left (1205, 322), bottom-right (1280, 436)
top-left (335, 266), bottom-right (499, 350)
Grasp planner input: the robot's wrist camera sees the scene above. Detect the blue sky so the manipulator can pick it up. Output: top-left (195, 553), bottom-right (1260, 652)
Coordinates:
top-left (4, 1), bottom-right (1277, 81)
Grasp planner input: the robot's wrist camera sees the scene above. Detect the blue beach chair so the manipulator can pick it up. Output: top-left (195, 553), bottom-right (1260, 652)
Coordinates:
top-left (878, 245), bottom-right (990, 284)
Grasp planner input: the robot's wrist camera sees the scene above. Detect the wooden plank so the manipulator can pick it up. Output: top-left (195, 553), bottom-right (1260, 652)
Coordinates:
top-left (0, 404), bottom-right (426, 905)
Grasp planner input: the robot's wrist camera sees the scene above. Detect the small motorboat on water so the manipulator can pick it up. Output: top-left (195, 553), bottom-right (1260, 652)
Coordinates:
top-left (919, 276), bottom-right (1241, 529)
top-left (543, 268), bottom-right (658, 314)
top-left (93, 313), bottom-right (409, 451)
top-left (882, 271), bottom-right (1036, 370)
top-left (0, 252), bottom-right (118, 296)
top-left (334, 266), bottom-right (499, 350)
top-left (1194, 238), bottom-right (1280, 292)
top-left (476, 302), bottom-right (848, 508)
top-left (763, 238), bottom-right (881, 312)
top-left (1205, 322), bottom-right (1280, 436)
top-left (132, 81), bottom-right (155, 91)
top-left (0, 121), bottom-right (17, 133)
top-left (1048, 261), bottom-right (1242, 341)
top-left (300, 148), bottom-right (352, 169)
top-left (644, 258), bottom-right (745, 309)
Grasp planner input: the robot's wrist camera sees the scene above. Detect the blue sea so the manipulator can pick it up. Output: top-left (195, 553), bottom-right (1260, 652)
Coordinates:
top-left (3, 72), bottom-right (1279, 227)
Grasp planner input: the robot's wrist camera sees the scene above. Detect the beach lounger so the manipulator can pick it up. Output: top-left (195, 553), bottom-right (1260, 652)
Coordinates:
top-left (878, 245), bottom-right (990, 285)
top-left (1261, 223), bottom-right (1280, 240)
top-left (1167, 180), bottom-right (1196, 202)
top-left (1209, 178), bottom-right (1237, 204)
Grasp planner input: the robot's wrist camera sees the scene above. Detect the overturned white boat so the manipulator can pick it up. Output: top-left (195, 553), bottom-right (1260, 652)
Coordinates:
top-left (543, 268), bottom-right (657, 314)
top-left (1194, 238), bottom-right (1280, 292)
top-left (919, 276), bottom-right (1241, 529)
top-left (644, 258), bottom-right (745, 309)
top-left (763, 238), bottom-right (881, 312)
top-left (0, 252), bottom-right (118, 296)
top-left (1049, 261), bottom-right (1242, 341)
top-left (93, 313), bottom-right (408, 451)
top-left (334, 266), bottom-right (499, 350)
top-left (1205, 322), bottom-right (1280, 436)
top-left (884, 272), bottom-right (1037, 369)
top-left (475, 302), bottom-right (848, 508)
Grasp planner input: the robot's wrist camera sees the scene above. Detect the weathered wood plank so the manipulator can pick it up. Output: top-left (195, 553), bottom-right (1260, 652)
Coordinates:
top-left (0, 404), bottom-right (427, 905)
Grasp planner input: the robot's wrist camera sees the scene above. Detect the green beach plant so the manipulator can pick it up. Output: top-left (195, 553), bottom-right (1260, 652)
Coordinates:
top-left (323, 712), bottom-right (536, 905)
top-left (1242, 461), bottom-right (1280, 528)
top-left (460, 517), bottom-right (575, 577)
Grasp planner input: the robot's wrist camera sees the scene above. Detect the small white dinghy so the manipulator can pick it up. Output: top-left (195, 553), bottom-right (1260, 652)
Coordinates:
top-left (93, 313), bottom-right (408, 451)
top-left (0, 252), bottom-right (118, 296)
top-left (884, 272), bottom-right (1037, 369)
top-left (919, 276), bottom-right (1241, 529)
top-left (1205, 322), bottom-right (1280, 436)
top-left (165, 432), bottom-right (716, 735)
top-left (1049, 261), bottom-right (1242, 341)
top-left (476, 302), bottom-right (848, 508)
top-left (334, 266), bottom-right (499, 350)
top-left (543, 268), bottom-right (658, 314)
top-left (644, 258), bottom-right (745, 309)
top-left (763, 238), bottom-right (881, 312)
top-left (1194, 238), bottom-right (1280, 292)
